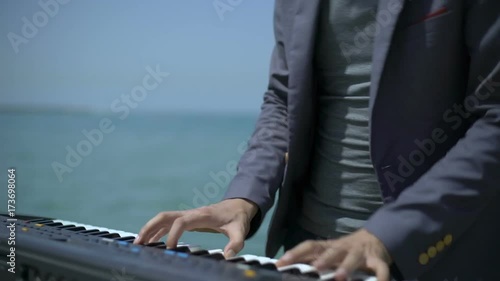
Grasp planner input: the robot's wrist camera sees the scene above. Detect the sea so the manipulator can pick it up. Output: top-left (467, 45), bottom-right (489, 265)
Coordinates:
top-left (0, 109), bottom-right (280, 256)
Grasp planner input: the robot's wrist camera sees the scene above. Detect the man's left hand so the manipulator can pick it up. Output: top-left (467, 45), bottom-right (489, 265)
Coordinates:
top-left (275, 229), bottom-right (392, 281)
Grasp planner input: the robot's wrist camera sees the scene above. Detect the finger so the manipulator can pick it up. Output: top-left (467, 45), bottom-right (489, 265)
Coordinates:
top-left (310, 245), bottom-right (347, 271)
top-left (148, 227), bottom-right (169, 244)
top-left (325, 251), bottom-right (363, 281)
top-left (166, 213), bottom-right (214, 249)
top-left (222, 224), bottom-right (246, 258)
top-left (135, 211), bottom-right (183, 244)
top-left (276, 240), bottom-right (327, 267)
top-left (366, 257), bottom-right (390, 281)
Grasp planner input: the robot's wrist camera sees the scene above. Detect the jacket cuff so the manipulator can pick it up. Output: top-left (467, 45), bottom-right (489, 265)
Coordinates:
top-left (223, 174), bottom-right (275, 239)
top-left (364, 208), bottom-right (418, 280)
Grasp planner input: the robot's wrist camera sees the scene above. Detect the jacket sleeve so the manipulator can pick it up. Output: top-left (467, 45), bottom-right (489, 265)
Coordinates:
top-left (223, 1), bottom-right (289, 238)
top-left (364, 0), bottom-right (500, 279)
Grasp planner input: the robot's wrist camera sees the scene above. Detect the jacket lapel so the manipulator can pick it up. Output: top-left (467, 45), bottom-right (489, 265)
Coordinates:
top-left (287, 0), bottom-right (321, 145)
top-left (369, 0), bottom-right (405, 106)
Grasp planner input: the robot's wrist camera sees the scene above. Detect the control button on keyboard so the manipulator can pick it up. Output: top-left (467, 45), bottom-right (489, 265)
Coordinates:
top-left (243, 269), bottom-right (257, 278)
top-left (117, 241), bottom-right (129, 246)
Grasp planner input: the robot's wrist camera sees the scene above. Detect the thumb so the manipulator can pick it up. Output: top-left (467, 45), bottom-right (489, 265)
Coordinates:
top-left (223, 226), bottom-right (245, 258)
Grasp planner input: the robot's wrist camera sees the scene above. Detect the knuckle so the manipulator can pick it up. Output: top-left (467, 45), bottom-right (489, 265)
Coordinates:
top-left (197, 206), bottom-right (211, 217)
top-left (175, 217), bottom-right (187, 227)
top-left (303, 240), bottom-right (316, 248)
top-left (158, 211), bottom-right (169, 220)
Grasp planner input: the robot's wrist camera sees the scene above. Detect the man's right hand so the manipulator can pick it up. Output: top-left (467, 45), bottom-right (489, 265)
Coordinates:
top-left (133, 198), bottom-right (258, 258)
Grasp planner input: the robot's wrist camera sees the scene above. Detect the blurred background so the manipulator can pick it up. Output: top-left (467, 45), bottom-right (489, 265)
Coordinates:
top-left (0, 0), bottom-right (277, 256)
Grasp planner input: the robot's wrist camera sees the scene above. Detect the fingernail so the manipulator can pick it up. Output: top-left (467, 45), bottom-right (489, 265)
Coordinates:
top-left (335, 268), bottom-right (348, 278)
top-left (312, 261), bottom-right (324, 269)
top-left (133, 236), bottom-right (140, 243)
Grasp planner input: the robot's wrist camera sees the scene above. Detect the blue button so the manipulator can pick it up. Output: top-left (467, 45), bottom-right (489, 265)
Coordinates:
top-left (164, 250), bottom-right (176, 256)
top-left (130, 247), bottom-right (140, 253)
top-left (177, 253), bottom-right (188, 258)
top-left (117, 241), bottom-right (128, 246)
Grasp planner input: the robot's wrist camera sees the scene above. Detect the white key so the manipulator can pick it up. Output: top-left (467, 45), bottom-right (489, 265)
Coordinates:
top-left (251, 256), bottom-right (275, 264)
top-left (51, 220), bottom-right (377, 280)
top-left (278, 263), bottom-right (317, 274)
top-left (277, 262), bottom-right (377, 281)
top-left (53, 220), bottom-right (185, 246)
top-left (350, 273), bottom-right (377, 281)
top-left (207, 249), bottom-right (223, 255)
top-left (227, 254), bottom-right (259, 262)
top-left (53, 219), bottom-right (138, 238)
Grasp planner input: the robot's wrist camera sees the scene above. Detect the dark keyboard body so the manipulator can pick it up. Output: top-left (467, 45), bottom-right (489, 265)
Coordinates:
top-left (0, 214), bottom-right (316, 281)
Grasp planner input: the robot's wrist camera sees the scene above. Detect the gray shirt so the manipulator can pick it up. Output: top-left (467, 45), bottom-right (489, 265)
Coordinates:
top-left (298, 0), bottom-right (383, 239)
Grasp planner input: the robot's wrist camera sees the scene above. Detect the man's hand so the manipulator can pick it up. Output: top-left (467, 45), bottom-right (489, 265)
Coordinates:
top-left (276, 229), bottom-right (392, 281)
top-left (133, 198), bottom-right (258, 257)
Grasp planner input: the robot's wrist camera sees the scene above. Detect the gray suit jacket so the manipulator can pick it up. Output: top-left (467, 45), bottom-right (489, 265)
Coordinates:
top-left (224, 0), bottom-right (500, 280)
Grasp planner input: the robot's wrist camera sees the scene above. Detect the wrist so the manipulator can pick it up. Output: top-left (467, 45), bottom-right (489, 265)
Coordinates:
top-left (227, 198), bottom-right (259, 219)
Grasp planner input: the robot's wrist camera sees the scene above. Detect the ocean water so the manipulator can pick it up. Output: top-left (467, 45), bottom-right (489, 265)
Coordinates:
top-left (0, 110), bottom-right (277, 256)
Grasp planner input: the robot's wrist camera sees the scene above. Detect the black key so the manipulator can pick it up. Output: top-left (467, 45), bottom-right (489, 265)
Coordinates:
top-left (98, 233), bottom-right (120, 239)
top-left (243, 260), bottom-right (261, 266)
top-left (190, 249), bottom-right (209, 256)
top-left (79, 229), bottom-right (100, 234)
top-left (88, 231), bottom-right (109, 236)
top-left (227, 257), bottom-right (246, 263)
top-left (258, 263), bottom-right (277, 270)
top-left (280, 268), bottom-right (302, 275)
top-left (304, 272), bottom-right (320, 279)
top-left (28, 219), bottom-right (53, 224)
top-left (170, 246), bottom-right (192, 253)
top-left (26, 218), bottom-right (52, 223)
top-left (116, 236), bottom-right (136, 242)
top-left (206, 252), bottom-right (225, 260)
top-left (56, 224), bottom-right (75, 229)
top-left (46, 222), bottom-right (63, 227)
top-left (66, 227), bottom-right (86, 232)
top-left (145, 242), bottom-right (166, 249)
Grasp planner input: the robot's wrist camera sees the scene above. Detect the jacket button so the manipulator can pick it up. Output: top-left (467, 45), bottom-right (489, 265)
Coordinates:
top-left (427, 246), bottom-right (437, 258)
top-left (444, 234), bottom-right (453, 246)
top-left (419, 253), bottom-right (429, 265)
top-left (436, 241), bottom-right (445, 252)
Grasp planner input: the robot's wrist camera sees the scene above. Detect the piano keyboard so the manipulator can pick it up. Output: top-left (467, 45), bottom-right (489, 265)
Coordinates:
top-left (0, 214), bottom-right (377, 281)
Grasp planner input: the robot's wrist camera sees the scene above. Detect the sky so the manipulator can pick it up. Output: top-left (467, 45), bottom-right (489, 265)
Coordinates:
top-left (0, 0), bottom-right (275, 113)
